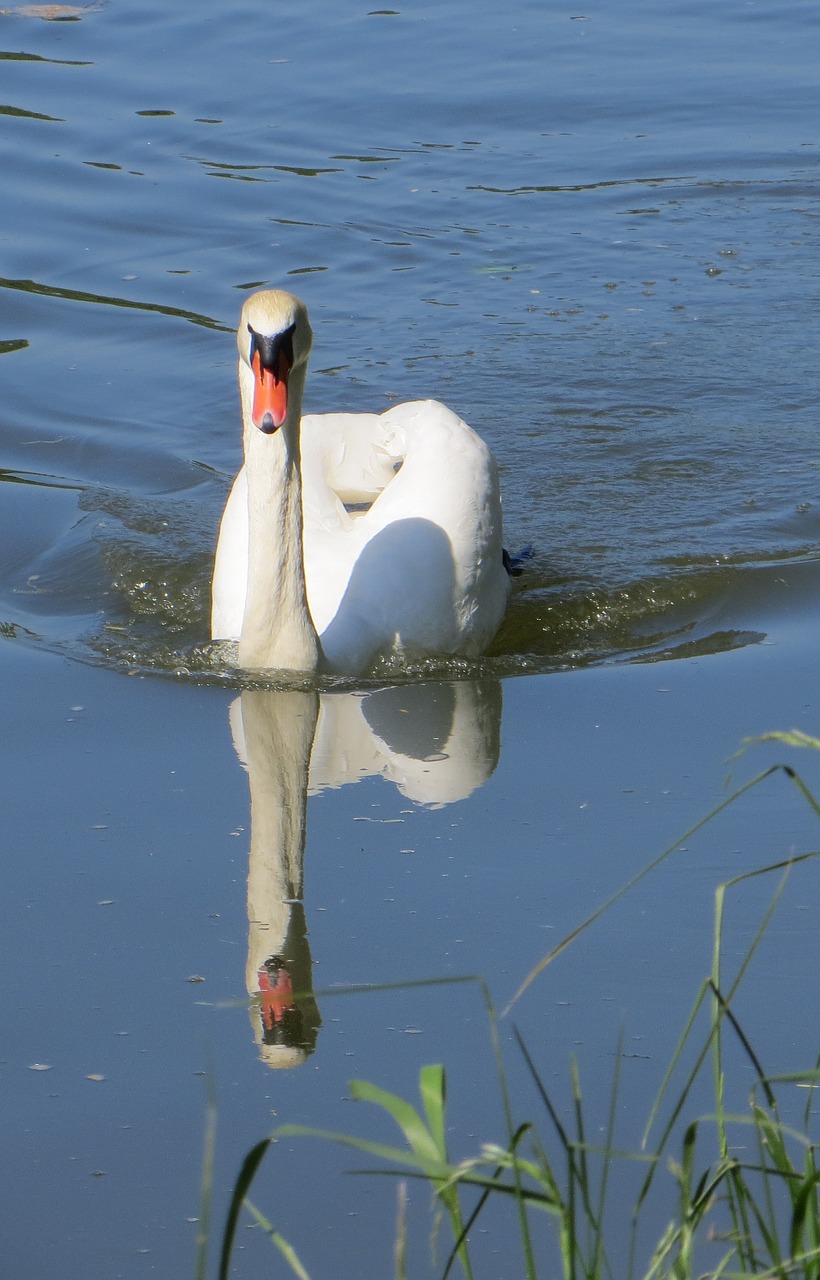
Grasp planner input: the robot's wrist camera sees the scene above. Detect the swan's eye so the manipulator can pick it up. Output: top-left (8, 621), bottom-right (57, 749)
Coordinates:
top-left (248, 322), bottom-right (296, 373)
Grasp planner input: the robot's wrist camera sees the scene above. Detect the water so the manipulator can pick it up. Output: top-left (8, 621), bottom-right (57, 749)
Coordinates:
top-left (3, 0), bottom-right (820, 677)
top-left (2, 1), bottom-right (820, 1276)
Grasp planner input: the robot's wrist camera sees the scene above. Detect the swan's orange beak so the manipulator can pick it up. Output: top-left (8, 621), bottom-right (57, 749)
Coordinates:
top-left (251, 348), bottom-right (290, 433)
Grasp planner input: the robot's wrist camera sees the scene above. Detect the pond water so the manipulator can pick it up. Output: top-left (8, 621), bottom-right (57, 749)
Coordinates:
top-left (2, 1), bottom-right (820, 1276)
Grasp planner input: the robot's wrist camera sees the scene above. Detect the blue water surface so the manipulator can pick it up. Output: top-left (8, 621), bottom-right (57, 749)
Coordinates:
top-left (2, 1), bottom-right (820, 1277)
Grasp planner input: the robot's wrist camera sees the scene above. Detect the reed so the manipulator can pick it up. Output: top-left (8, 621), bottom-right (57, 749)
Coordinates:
top-left (211, 736), bottom-right (820, 1280)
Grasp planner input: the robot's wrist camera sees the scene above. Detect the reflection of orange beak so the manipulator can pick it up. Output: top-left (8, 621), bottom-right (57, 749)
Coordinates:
top-left (251, 349), bottom-right (289, 432)
top-left (258, 961), bottom-right (295, 1032)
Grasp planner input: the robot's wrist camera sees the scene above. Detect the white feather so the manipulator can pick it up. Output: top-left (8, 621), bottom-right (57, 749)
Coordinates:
top-left (211, 291), bottom-right (509, 675)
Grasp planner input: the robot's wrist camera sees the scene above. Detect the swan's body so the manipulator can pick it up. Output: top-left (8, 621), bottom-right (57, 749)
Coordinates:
top-left (211, 290), bottom-right (509, 675)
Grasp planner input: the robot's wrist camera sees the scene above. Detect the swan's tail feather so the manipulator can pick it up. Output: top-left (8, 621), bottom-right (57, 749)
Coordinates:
top-left (503, 544), bottom-right (533, 578)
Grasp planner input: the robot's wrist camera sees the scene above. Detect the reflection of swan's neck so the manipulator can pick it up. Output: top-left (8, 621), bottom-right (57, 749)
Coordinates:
top-left (237, 361), bottom-right (321, 673)
top-left (242, 689), bottom-right (317, 976)
top-left (239, 690), bottom-right (320, 1067)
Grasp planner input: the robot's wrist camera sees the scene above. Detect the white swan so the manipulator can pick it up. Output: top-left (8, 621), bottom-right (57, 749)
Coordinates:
top-left (211, 289), bottom-right (509, 675)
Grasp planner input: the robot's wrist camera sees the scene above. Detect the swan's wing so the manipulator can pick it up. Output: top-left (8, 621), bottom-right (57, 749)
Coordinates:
top-left (307, 401), bottom-right (509, 668)
top-left (301, 412), bottom-right (404, 505)
top-left (357, 401), bottom-right (507, 592)
top-left (301, 410), bottom-right (408, 641)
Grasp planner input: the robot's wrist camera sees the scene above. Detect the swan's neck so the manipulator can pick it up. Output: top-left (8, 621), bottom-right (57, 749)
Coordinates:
top-left (237, 362), bottom-right (321, 673)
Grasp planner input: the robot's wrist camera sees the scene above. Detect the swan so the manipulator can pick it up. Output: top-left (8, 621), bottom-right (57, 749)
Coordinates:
top-left (211, 289), bottom-right (509, 675)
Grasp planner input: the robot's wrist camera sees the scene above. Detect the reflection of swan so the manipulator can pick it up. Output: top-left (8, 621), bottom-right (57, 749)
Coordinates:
top-left (309, 683), bottom-right (501, 808)
top-left (211, 289), bottom-right (509, 675)
top-left (234, 690), bottom-right (322, 1069)
top-left (229, 680), bottom-right (502, 1067)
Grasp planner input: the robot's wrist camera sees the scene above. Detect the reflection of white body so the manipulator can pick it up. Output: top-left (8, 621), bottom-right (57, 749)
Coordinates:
top-left (308, 683), bottom-right (501, 807)
top-left (211, 290), bottom-right (509, 675)
top-left (229, 681), bottom-right (502, 1066)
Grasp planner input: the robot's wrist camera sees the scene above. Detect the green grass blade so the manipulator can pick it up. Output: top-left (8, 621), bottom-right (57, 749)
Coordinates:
top-left (711, 981), bottom-right (776, 1110)
top-left (193, 1081), bottom-right (217, 1280)
top-left (351, 1166), bottom-right (558, 1208)
top-left (217, 1137), bottom-right (274, 1280)
top-left (243, 1199), bottom-right (312, 1280)
top-left (504, 766), bottom-right (782, 1015)
top-left (589, 1025), bottom-right (624, 1280)
top-left (758, 1070), bottom-right (820, 1088)
top-left (275, 1121), bottom-right (454, 1175)
top-left (419, 1064), bottom-right (448, 1158)
top-left (796, 1152), bottom-right (820, 1279)
top-left (638, 861), bottom-right (800, 1225)
top-left (440, 1130), bottom-right (532, 1280)
top-left (743, 729), bottom-right (820, 753)
top-left (349, 1078), bottom-right (443, 1165)
top-left (753, 1103), bottom-right (796, 1185)
top-left (789, 1171), bottom-right (820, 1263)
top-left (514, 1024), bottom-right (572, 1153)
top-left (395, 1181), bottom-right (408, 1280)
top-left (640, 977), bottom-right (711, 1150)
top-left (473, 985), bottom-right (538, 1280)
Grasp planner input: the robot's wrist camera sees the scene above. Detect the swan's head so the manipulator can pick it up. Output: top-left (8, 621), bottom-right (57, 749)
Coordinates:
top-left (238, 290), bottom-right (313, 434)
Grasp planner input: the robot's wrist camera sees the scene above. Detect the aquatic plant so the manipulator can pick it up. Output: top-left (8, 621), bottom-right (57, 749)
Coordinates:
top-left (206, 736), bottom-right (820, 1280)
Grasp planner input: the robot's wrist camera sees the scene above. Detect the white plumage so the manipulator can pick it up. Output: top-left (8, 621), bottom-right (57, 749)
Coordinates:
top-left (211, 290), bottom-right (509, 675)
